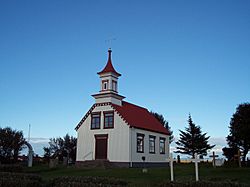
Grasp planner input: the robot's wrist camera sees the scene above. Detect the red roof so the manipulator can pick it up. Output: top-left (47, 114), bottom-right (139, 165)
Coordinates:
top-left (111, 101), bottom-right (170, 135)
top-left (97, 49), bottom-right (121, 76)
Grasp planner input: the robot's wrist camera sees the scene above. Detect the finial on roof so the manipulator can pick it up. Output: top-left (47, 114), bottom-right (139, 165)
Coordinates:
top-left (108, 48), bottom-right (112, 62)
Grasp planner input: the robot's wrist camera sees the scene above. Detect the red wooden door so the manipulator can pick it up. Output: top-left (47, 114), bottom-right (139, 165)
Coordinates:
top-left (95, 134), bottom-right (108, 160)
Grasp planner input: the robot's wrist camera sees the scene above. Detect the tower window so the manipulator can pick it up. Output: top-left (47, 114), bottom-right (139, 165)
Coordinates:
top-left (91, 112), bottom-right (101, 129)
top-left (102, 80), bottom-right (109, 91)
top-left (112, 80), bottom-right (117, 92)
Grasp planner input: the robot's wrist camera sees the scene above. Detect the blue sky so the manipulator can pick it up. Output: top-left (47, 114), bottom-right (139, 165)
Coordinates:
top-left (0, 0), bottom-right (250, 156)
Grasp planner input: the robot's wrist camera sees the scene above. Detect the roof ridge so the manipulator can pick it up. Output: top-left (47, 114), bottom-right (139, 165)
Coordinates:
top-left (122, 101), bottom-right (148, 110)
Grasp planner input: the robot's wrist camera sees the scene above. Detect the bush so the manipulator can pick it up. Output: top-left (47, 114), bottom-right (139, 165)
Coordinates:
top-left (50, 176), bottom-right (128, 187)
top-left (0, 164), bottom-right (23, 172)
top-left (158, 181), bottom-right (249, 187)
top-left (0, 172), bottom-right (43, 187)
top-left (223, 160), bottom-right (240, 168)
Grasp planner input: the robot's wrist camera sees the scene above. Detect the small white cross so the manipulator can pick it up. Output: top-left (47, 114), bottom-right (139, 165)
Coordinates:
top-left (190, 153), bottom-right (202, 181)
top-left (166, 153), bottom-right (176, 181)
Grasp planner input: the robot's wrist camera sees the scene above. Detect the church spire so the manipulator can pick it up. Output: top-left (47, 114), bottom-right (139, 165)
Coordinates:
top-left (97, 48), bottom-right (121, 77)
top-left (92, 49), bottom-right (125, 106)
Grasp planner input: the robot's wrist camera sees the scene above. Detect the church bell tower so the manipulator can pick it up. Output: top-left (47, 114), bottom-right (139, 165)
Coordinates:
top-left (92, 49), bottom-right (125, 106)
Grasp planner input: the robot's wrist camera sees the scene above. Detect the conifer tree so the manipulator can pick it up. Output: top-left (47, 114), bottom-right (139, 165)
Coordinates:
top-left (175, 114), bottom-right (215, 158)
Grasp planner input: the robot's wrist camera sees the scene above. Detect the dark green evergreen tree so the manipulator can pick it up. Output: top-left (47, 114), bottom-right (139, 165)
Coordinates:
top-left (175, 114), bottom-right (215, 158)
top-left (151, 111), bottom-right (174, 143)
top-left (222, 147), bottom-right (238, 161)
top-left (227, 103), bottom-right (250, 162)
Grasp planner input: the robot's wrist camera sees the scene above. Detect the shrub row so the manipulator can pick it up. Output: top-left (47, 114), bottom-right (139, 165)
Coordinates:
top-left (0, 172), bottom-right (43, 187)
top-left (0, 173), bottom-right (128, 187)
top-left (1, 173), bottom-right (249, 187)
top-left (51, 176), bottom-right (128, 187)
top-left (159, 181), bottom-right (249, 187)
top-left (0, 164), bottom-right (23, 172)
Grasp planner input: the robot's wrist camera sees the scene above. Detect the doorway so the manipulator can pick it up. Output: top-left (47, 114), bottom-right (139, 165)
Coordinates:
top-left (95, 134), bottom-right (108, 160)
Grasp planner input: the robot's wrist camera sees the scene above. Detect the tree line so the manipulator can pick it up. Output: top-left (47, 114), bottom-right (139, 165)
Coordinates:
top-left (0, 127), bottom-right (76, 164)
top-left (43, 134), bottom-right (76, 164)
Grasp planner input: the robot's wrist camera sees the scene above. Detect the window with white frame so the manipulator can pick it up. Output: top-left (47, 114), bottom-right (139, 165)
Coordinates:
top-left (112, 80), bottom-right (117, 92)
top-left (159, 137), bottom-right (166, 154)
top-left (137, 133), bottom-right (144, 153)
top-left (102, 80), bottom-right (109, 91)
top-left (149, 135), bottom-right (156, 153)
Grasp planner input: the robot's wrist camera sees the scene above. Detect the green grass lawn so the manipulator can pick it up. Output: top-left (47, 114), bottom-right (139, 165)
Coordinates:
top-left (24, 163), bottom-right (250, 186)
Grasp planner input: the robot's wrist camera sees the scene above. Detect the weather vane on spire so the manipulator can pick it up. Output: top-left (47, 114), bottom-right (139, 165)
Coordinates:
top-left (105, 37), bottom-right (116, 49)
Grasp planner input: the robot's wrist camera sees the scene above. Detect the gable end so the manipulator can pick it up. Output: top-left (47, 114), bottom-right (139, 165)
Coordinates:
top-left (75, 102), bottom-right (122, 131)
top-left (75, 102), bottom-right (130, 131)
top-left (75, 104), bottom-right (96, 131)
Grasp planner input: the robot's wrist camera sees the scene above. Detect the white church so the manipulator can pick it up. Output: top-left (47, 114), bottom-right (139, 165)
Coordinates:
top-left (75, 49), bottom-right (170, 167)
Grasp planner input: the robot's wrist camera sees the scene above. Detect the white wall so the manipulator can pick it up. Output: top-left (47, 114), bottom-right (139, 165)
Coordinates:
top-left (130, 128), bottom-right (169, 163)
top-left (76, 104), bottom-right (130, 162)
top-left (94, 97), bottom-right (122, 106)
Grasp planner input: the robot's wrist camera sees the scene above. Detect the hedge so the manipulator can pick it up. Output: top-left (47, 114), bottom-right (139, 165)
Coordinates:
top-left (158, 181), bottom-right (250, 187)
top-left (0, 172), bottom-right (43, 187)
top-left (0, 164), bottom-right (23, 172)
top-left (0, 173), bottom-right (249, 187)
top-left (50, 176), bottom-right (128, 187)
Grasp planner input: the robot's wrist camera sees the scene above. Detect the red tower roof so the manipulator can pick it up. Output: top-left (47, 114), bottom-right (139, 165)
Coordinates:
top-left (97, 49), bottom-right (121, 76)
